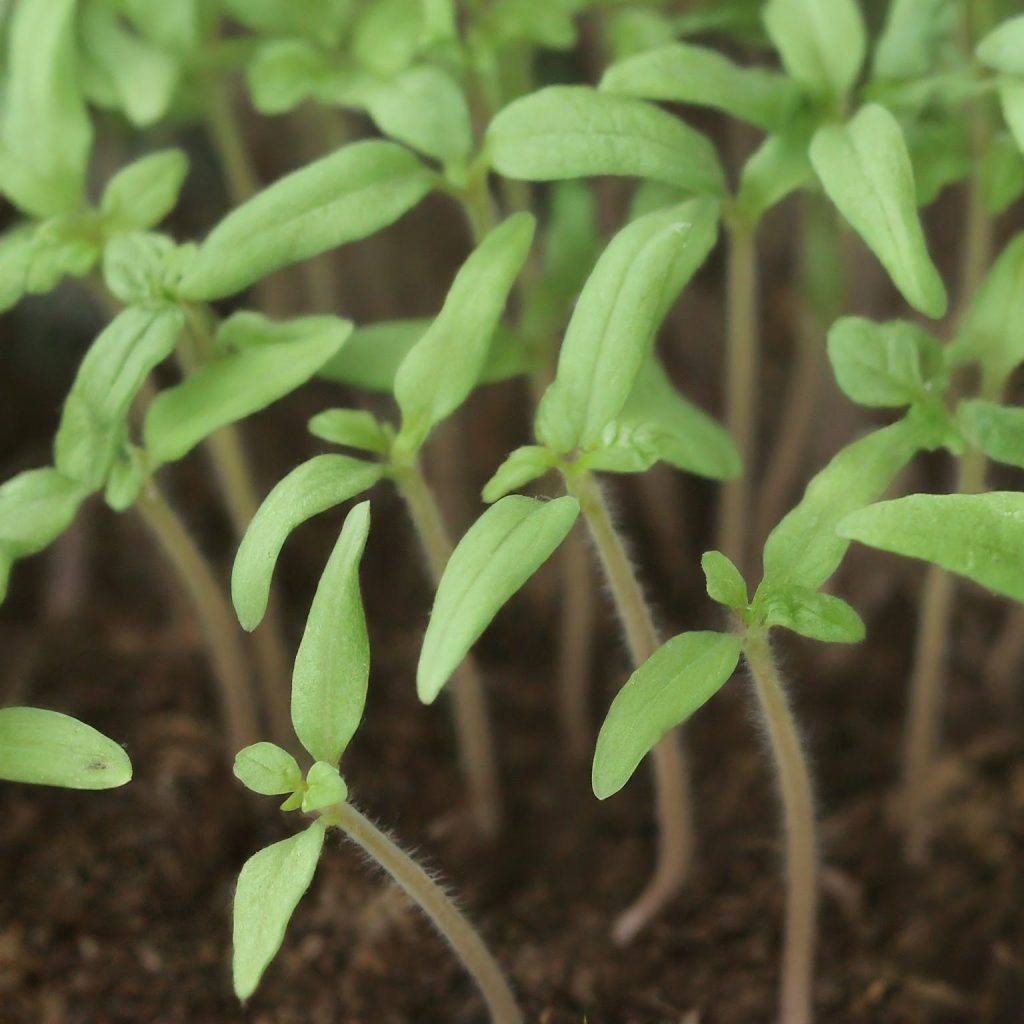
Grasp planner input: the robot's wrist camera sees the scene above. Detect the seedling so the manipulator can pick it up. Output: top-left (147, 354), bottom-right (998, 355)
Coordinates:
top-left (231, 501), bottom-right (521, 1023)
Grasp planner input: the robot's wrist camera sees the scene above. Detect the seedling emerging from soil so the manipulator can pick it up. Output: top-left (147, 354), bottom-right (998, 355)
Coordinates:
top-left (231, 502), bottom-right (521, 1023)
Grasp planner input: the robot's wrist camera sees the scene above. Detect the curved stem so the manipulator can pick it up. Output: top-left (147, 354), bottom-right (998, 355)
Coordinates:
top-left (392, 461), bottom-right (503, 838)
top-left (325, 802), bottom-right (522, 1024)
top-left (566, 470), bottom-right (694, 943)
top-left (743, 630), bottom-right (817, 1024)
top-left (135, 481), bottom-right (260, 755)
top-left (719, 220), bottom-right (759, 573)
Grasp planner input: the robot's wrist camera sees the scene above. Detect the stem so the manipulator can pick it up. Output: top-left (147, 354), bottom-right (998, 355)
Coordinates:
top-left (135, 482), bottom-right (260, 755)
top-left (392, 461), bottom-right (503, 838)
top-left (742, 630), bottom-right (817, 1024)
top-left (719, 219), bottom-right (759, 573)
top-left (201, 71), bottom-right (260, 205)
top-left (324, 802), bottom-right (522, 1024)
top-left (566, 470), bottom-right (694, 943)
top-left (556, 523), bottom-right (596, 759)
top-left (902, 447), bottom-right (987, 863)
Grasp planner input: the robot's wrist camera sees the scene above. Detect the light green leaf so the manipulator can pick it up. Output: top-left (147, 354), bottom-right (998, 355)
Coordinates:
top-left (233, 822), bottom-right (326, 1001)
top-left (144, 320), bottom-right (349, 466)
top-left (826, 317), bottom-right (945, 408)
top-left (980, 133), bottom-right (1024, 215)
top-left (839, 492), bottom-right (1024, 603)
top-left (0, 0), bottom-right (93, 217)
top-left (301, 761), bottom-right (348, 812)
top-left (233, 742), bottom-right (303, 796)
top-left (957, 400), bottom-right (1024, 469)
top-left (998, 78), bottom-right (1024, 152)
top-left (246, 39), bottom-right (332, 115)
top-left (761, 419), bottom-right (920, 592)
top-left (735, 128), bottom-right (814, 223)
top-left (0, 226), bottom-right (35, 312)
top-left (102, 233), bottom-right (178, 304)
top-left (292, 502), bottom-right (371, 764)
top-left (232, 455), bottom-right (383, 631)
top-left (100, 150), bottom-right (189, 232)
top-left (223, 0), bottom-right (351, 45)
top-left (977, 16), bottom-right (1024, 75)
top-left (104, 444), bottom-right (148, 513)
top-left (308, 409), bottom-right (390, 455)
top-left (417, 495), bottom-right (580, 703)
top-left (486, 86), bottom-right (726, 196)
top-left (873, 0), bottom-right (959, 80)
top-left (0, 707), bottom-right (132, 789)
top-left (393, 213), bottom-right (535, 453)
top-left (481, 446), bottom-right (555, 503)
top-left (177, 142), bottom-right (434, 301)
top-left (701, 550), bottom-right (748, 609)
top-left (351, 0), bottom-right (424, 74)
top-left (535, 199), bottom-right (719, 453)
top-left (23, 217), bottom-right (100, 295)
top-left (810, 105), bottom-right (947, 318)
top-left (763, 0), bottom-right (865, 101)
top-left (601, 43), bottom-right (801, 131)
top-left (56, 305), bottom-right (185, 489)
top-left (907, 118), bottom-right (972, 206)
top-left (592, 631), bottom-right (741, 799)
top-left (755, 585), bottom-right (865, 643)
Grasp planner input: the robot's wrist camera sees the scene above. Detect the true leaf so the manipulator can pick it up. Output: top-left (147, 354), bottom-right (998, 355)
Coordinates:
top-left (760, 419), bottom-right (920, 592)
top-left (535, 199), bottom-right (719, 453)
top-left (0, 707), bottom-right (132, 789)
top-left (24, 218), bottom-right (101, 295)
top-left (810, 105), bottom-right (947, 318)
top-left (999, 78), bottom-right (1024, 153)
top-left (56, 305), bottom-right (185, 490)
top-left (873, 0), bottom-right (959, 80)
top-left (177, 142), bottom-right (434, 301)
top-left (980, 133), bottom-right (1024, 215)
top-left (292, 502), bottom-right (371, 765)
top-left (486, 86), bottom-right (726, 196)
top-left (957, 400), bottom-right (1024, 469)
top-left (144, 321), bottom-right (349, 466)
top-left (393, 213), bottom-right (535, 453)
top-left (232, 455), bottom-right (383, 631)
top-left (301, 761), bottom-right (348, 812)
top-left (232, 822), bottom-right (326, 1001)
top-left (763, 0), bottom-right (865, 101)
top-left (0, 226), bottom-right (35, 313)
top-left (481, 446), bottom-right (556, 503)
top-left (246, 39), bottom-right (332, 115)
top-left (102, 233), bottom-right (177, 305)
top-left (351, 0), bottom-right (424, 74)
top-left (701, 550), bottom-right (748, 609)
top-left (100, 150), bottom-right (189, 233)
top-left (735, 128), bottom-right (814, 223)
top-left (755, 585), bottom-right (865, 643)
top-left (417, 496), bottom-right (580, 703)
top-left (104, 444), bottom-right (148, 513)
top-left (839, 492), bottom-right (1024, 603)
top-left (601, 43), bottom-right (801, 131)
top-left (308, 409), bottom-right (390, 455)
top-left (977, 16), bottom-right (1024, 75)
top-left (592, 631), bottom-right (741, 799)
top-left (233, 742), bottom-right (303, 796)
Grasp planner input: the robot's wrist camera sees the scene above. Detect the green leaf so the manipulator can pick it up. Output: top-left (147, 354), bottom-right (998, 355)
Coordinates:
top-left (0, 226), bottom-right (35, 313)
top-left (998, 78), bottom-right (1024, 153)
top-left (542, 180), bottom-right (600, 304)
top-left (319, 319), bottom-right (527, 391)
top-left (223, 0), bottom-right (351, 45)
top-left (838, 492), bottom-right (1024, 604)
top-left (755, 585), bottom-right (865, 643)
top-left (763, 0), bottom-right (865, 101)
top-left (957, 400), bottom-right (1024, 469)
top-left (592, 631), bottom-right (741, 799)
top-left (102, 233), bottom-right (178, 304)
top-left (482, 0), bottom-right (585, 49)
top-left (100, 150), bottom-right (189, 232)
top-left (760, 419), bottom-right (921, 592)
top-left (104, 444), bottom-right (148, 513)
top-left (486, 86), bottom-right (726, 196)
top-left (701, 550), bottom-right (748, 609)
top-left (873, 0), bottom-right (959, 80)
top-left (0, 0), bottom-right (93, 217)
top-left (351, 0), bottom-right (424, 74)
top-left (232, 821), bottom-right (326, 1002)
top-left (177, 142), bottom-right (434, 301)
top-left (232, 455), bottom-right (383, 631)
top-left (56, 305), bottom-right (185, 490)
top-left (309, 409), bottom-right (390, 455)
top-left (603, 9), bottom-right (678, 63)
top-left (0, 707), bottom-right (132, 789)
top-left (735, 128), bottom-right (815, 223)
top-left (301, 761), bottom-right (348, 812)
top-left (393, 213), bottom-right (535, 453)
top-left (417, 495), bottom-right (580, 703)
top-left (980, 133), bottom-right (1024, 215)
top-left (606, 355), bottom-right (741, 480)
top-left (246, 39), bottom-right (333, 115)
top-left (535, 199), bottom-right (719, 453)
top-left (23, 217), bottom-right (101, 295)
top-left (907, 118), bottom-right (972, 207)
top-left (826, 317), bottom-right (945, 408)
top-left (233, 742), bottom-right (303, 796)
top-left (292, 502), bottom-right (371, 764)
top-left (977, 16), bottom-right (1024, 75)
top-left (481, 446), bottom-right (555, 503)
top-left (810, 105), bottom-right (947, 318)
top-left (144, 319), bottom-right (349, 466)
top-left (601, 43), bottom-right (801, 131)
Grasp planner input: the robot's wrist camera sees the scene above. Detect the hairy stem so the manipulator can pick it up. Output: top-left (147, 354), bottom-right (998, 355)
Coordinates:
top-left (743, 630), bottom-right (817, 1024)
top-left (566, 470), bottom-right (693, 943)
top-left (719, 220), bottom-right (759, 572)
top-left (136, 482), bottom-right (260, 755)
top-left (324, 802), bottom-right (522, 1024)
top-left (392, 461), bottom-right (503, 838)
top-left (557, 523), bottom-right (597, 759)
